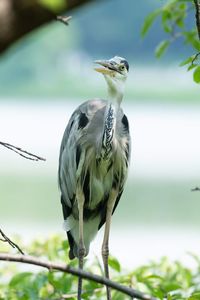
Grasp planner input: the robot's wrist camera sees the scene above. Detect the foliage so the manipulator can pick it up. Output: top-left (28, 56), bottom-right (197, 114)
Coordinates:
top-left (38, 0), bottom-right (66, 12)
top-left (142, 0), bottom-right (200, 83)
top-left (1, 235), bottom-right (200, 299)
top-left (1, 0), bottom-right (199, 99)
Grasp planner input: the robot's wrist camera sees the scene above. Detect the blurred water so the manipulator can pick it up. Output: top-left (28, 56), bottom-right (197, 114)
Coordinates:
top-left (0, 100), bottom-right (200, 178)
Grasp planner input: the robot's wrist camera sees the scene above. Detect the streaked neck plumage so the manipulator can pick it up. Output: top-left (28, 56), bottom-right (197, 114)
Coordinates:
top-left (101, 79), bottom-right (125, 159)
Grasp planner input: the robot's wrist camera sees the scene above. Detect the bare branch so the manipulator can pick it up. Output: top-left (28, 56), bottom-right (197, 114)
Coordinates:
top-left (56, 15), bottom-right (72, 26)
top-left (191, 51), bottom-right (200, 64)
top-left (0, 141), bottom-right (46, 161)
top-left (0, 253), bottom-right (157, 300)
top-left (194, 0), bottom-right (200, 40)
top-left (0, 230), bottom-right (24, 255)
top-left (0, 0), bottom-right (94, 54)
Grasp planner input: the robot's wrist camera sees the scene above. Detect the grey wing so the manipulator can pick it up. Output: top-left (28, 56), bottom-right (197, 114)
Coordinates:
top-left (58, 109), bottom-right (79, 213)
top-left (58, 99), bottom-right (107, 219)
top-left (58, 109), bottom-right (79, 259)
top-left (58, 99), bottom-right (107, 259)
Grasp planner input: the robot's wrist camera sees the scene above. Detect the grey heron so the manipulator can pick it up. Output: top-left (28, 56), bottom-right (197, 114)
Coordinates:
top-left (58, 56), bottom-right (131, 300)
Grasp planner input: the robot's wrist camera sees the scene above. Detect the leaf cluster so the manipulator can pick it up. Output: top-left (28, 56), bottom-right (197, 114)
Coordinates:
top-left (38, 0), bottom-right (66, 13)
top-left (180, 52), bottom-right (200, 82)
top-left (1, 235), bottom-right (200, 299)
top-left (141, 0), bottom-right (200, 83)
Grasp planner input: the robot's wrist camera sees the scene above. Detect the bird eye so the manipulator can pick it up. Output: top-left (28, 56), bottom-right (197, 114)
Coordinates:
top-left (119, 65), bottom-right (125, 71)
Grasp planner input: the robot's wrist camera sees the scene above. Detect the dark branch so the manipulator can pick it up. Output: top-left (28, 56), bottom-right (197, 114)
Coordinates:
top-left (0, 141), bottom-right (46, 161)
top-left (191, 52), bottom-right (200, 64)
top-left (0, 230), bottom-right (24, 255)
top-left (0, 0), bottom-right (94, 54)
top-left (0, 253), bottom-right (157, 300)
top-left (194, 0), bottom-right (200, 40)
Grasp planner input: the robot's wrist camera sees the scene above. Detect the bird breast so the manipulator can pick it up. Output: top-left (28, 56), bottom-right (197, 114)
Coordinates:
top-left (79, 139), bottom-right (127, 214)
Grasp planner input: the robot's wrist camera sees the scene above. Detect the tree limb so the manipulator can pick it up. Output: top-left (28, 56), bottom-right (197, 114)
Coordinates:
top-left (194, 0), bottom-right (200, 40)
top-left (0, 141), bottom-right (45, 161)
top-left (0, 230), bottom-right (24, 255)
top-left (0, 0), bottom-right (94, 54)
top-left (0, 253), bottom-right (157, 300)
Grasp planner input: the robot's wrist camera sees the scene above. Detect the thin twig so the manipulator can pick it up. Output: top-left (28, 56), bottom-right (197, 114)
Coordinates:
top-left (191, 51), bottom-right (200, 64)
top-left (194, 0), bottom-right (200, 40)
top-left (0, 230), bottom-right (24, 255)
top-left (56, 15), bottom-right (72, 26)
top-left (0, 253), bottom-right (157, 300)
top-left (0, 141), bottom-right (46, 161)
top-left (94, 253), bottom-right (104, 276)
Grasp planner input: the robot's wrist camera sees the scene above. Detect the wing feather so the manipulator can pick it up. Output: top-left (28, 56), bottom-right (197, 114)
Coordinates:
top-left (58, 99), bottom-right (107, 219)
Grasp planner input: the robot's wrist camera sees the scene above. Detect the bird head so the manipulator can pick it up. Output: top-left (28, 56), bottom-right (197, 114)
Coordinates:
top-left (94, 56), bottom-right (129, 102)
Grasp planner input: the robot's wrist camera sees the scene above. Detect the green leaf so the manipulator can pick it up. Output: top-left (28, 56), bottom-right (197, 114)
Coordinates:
top-left (190, 292), bottom-right (200, 298)
top-left (152, 288), bottom-right (164, 298)
top-left (112, 291), bottom-right (125, 300)
top-left (108, 256), bottom-right (121, 272)
top-left (193, 66), bottom-right (200, 83)
top-left (183, 31), bottom-right (200, 51)
top-left (144, 274), bottom-right (163, 281)
top-left (167, 294), bottom-right (173, 300)
top-left (155, 40), bottom-right (170, 58)
top-left (191, 40), bottom-right (200, 51)
top-left (141, 9), bottom-right (161, 37)
top-left (38, 0), bottom-right (66, 12)
top-left (179, 56), bottom-right (194, 66)
top-left (163, 281), bottom-right (182, 292)
top-left (161, 10), bottom-right (172, 33)
top-left (9, 272), bottom-right (33, 288)
top-left (187, 64), bottom-right (197, 71)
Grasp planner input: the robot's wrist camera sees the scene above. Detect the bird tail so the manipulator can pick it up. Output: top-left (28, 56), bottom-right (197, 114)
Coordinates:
top-left (67, 231), bottom-right (77, 260)
top-left (64, 215), bottom-right (100, 259)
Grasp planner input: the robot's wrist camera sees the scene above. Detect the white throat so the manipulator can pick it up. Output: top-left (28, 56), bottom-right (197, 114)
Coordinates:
top-left (103, 74), bottom-right (126, 107)
top-left (107, 85), bottom-right (124, 107)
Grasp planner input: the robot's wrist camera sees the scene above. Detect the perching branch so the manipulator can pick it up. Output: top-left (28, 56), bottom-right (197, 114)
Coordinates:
top-left (0, 141), bottom-right (45, 161)
top-left (0, 0), bottom-right (94, 54)
top-left (0, 253), bottom-right (157, 300)
top-left (194, 0), bottom-right (200, 40)
top-left (0, 230), bottom-right (24, 255)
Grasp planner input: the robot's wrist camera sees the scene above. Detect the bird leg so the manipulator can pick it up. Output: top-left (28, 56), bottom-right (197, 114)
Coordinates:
top-left (102, 189), bottom-right (116, 300)
top-left (77, 188), bottom-right (86, 300)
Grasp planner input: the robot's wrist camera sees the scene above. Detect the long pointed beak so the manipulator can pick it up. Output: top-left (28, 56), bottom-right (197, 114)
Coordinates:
top-left (94, 60), bottom-right (117, 74)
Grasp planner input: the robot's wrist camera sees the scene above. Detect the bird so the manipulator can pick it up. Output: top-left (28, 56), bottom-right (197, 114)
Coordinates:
top-left (58, 56), bottom-right (131, 300)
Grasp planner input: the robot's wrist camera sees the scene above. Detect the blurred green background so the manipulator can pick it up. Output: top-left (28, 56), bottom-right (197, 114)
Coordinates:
top-left (0, 0), bottom-right (200, 266)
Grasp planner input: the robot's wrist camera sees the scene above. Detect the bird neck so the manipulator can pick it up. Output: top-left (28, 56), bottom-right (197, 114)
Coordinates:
top-left (100, 103), bottom-right (115, 160)
top-left (100, 84), bottom-right (124, 160)
top-left (101, 90), bottom-right (122, 160)
top-left (107, 86), bottom-right (123, 108)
